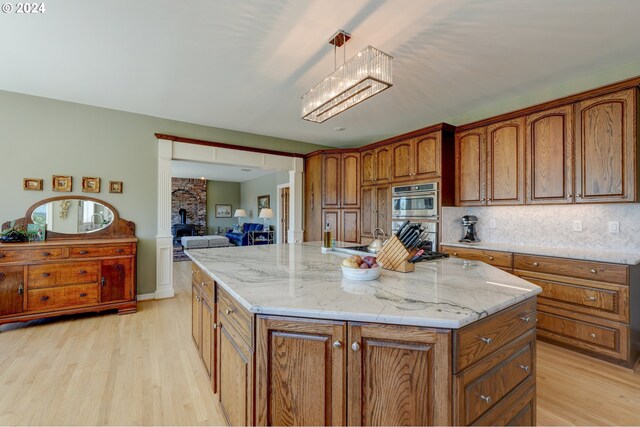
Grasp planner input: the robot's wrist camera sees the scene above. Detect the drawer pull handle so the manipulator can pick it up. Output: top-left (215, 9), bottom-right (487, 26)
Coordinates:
top-left (333, 341), bottom-right (342, 349)
top-left (480, 395), bottom-right (492, 404)
top-left (532, 262), bottom-right (540, 267)
top-left (0, 254), bottom-right (4, 259)
top-left (588, 296), bottom-right (597, 301)
top-left (453, 252), bottom-right (458, 256)
top-left (480, 337), bottom-right (493, 345)
top-left (488, 256), bottom-right (495, 260)
top-left (42, 252), bottom-right (51, 257)
top-left (351, 342), bottom-right (360, 352)
top-left (116, 249), bottom-right (124, 253)
top-left (79, 270), bottom-right (87, 274)
top-left (225, 308), bottom-right (234, 315)
top-left (18, 283), bottom-right (24, 295)
top-left (201, 282), bottom-right (207, 287)
top-left (590, 333), bottom-right (596, 338)
top-left (520, 316), bottom-right (532, 323)
top-left (519, 364), bottom-right (530, 372)
top-left (590, 269), bottom-right (597, 274)
top-left (41, 296), bottom-right (50, 301)
top-left (79, 293), bottom-right (88, 297)
top-left (42, 273), bottom-right (50, 277)
top-left (79, 250), bottom-right (89, 255)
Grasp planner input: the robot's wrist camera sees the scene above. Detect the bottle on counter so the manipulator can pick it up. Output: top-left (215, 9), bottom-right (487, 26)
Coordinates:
top-left (323, 222), bottom-right (332, 248)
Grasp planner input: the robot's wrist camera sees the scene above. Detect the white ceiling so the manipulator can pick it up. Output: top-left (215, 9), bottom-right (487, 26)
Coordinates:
top-left (171, 160), bottom-right (276, 182)
top-left (2, 0), bottom-right (640, 148)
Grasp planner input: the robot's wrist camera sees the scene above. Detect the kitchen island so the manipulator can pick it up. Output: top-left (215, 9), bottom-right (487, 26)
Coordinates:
top-left (186, 242), bottom-right (541, 426)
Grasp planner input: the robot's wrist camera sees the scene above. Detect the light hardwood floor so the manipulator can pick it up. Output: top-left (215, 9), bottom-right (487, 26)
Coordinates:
top-left (1, 261), bottom-right (639, 426)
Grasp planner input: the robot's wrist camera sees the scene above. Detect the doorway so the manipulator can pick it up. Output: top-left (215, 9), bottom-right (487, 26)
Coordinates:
top-left (278, 184), bottom-right (290, 244)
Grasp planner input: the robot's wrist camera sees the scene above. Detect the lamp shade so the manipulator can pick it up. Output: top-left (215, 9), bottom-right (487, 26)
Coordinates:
top-left (234, 209), bottom-right (247, 218)
top-left (258, 208), bottom-right (274, 219)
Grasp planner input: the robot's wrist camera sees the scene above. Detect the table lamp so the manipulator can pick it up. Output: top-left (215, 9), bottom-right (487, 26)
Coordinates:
top-left (234, 209), bottom-right (246, 226)
top-left (258, 208), bottom-right (273, 229)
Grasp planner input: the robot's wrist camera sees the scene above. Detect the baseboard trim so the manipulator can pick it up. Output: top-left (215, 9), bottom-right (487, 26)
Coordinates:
top-left (154, 288), bottom-right (175, 300)
top-left (137, 293), bottom-right (155, 301)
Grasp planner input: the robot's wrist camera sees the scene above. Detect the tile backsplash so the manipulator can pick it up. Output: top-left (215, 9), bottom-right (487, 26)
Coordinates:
top-left (442, 204), bottom-right (640, 253)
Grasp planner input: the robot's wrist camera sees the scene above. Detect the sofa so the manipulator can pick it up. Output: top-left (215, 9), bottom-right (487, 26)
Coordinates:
top-left (225, 223), bottom-right (265, 246)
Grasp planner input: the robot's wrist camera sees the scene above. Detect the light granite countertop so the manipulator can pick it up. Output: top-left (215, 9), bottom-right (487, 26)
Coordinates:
top-left (186, 242), bottom-right (541, 329)
top-left (440, 241), bottom-right (640, 265)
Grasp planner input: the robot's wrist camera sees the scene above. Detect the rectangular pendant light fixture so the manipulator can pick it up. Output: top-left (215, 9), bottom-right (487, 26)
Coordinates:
top-left (301, 38), bottom-right (393, 123)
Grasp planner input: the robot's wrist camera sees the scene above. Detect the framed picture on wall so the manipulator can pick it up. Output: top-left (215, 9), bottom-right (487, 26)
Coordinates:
top-left (23, 178), bottom-right (43, 191)
top-left (215, 204), bottom-right (232, 218)
top-left (52, 175), bottom-right (72, 192)
top-left (257, 195), bottom-right (270, 210)
top-left (82, 177), bottom-right (101, 193)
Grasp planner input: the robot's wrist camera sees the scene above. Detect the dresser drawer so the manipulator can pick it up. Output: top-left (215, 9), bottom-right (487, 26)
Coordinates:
top-left (28, 262), bottom-right (100, 289)
top-left (441, 246), bottom-right (513, 269)
top-left (69, 244), bottom-right (134, 258)
top-left (537, 308), bottom-right (628, 361)
top-left (454, 298), bottom-right (536, 372)
top-left (455, 331), bottom-right (535, 425)
top-left (0, 248), bottom-right (66, 264)
top-left (514, 270), bottom-right (629, 323)
top-left (514, 254), bottom-right (627, 285)
top-left (28, 284), bottom-right (99, 312)
top-left (218, 287), bottom-right (253, 347)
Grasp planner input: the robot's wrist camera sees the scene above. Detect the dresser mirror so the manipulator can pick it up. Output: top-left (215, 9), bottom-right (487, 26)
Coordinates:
top-left (30, 199), bottom-right (115, 234)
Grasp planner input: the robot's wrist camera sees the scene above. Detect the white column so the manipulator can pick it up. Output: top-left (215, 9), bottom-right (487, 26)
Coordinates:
top-left (288, 157), bottom-right (304, 243)
top-left (155, 139), bottom-right (175, 299)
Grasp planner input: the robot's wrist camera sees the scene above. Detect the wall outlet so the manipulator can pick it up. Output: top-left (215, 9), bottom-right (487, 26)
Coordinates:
top-left (489, 219), bottom-right (497, 229)
top-left (572, 220), bottom-right (583, 232)
top-left (608, 221), bottom-right (620, 234)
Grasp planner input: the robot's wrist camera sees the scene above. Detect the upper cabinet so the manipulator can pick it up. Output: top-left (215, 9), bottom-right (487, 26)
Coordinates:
top-left (375, 146), bottom-right (392, 184)
top-left (575, 88), bottom-right (638, 203)
top-left (526, 105), bottom-right (574, 204)
top-left (391, 132), bottom-right (442, 183)
top-left (322, 154), bottom-right (341, 208)
top-left (361, 150), bottom-right (375, 186)
top-left (304, 154), bottom-right (323, 242)
top-left (455, 127), bottom-right (487, 206)
top-left (486, 117), bottom-right (525, 205)
top-left (341, 152), bottom-right (360, 208)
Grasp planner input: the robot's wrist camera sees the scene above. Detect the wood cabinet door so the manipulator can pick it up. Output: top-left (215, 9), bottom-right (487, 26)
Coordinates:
top-left (486, 117), bottom-right (525, 205)
top-left (192, 284), bottom-right (202, 352)
top-left (347, 323), bottom-right (451, 426)
top-left (375, 185), bottom-right (391, 237)
top-left (100, 258), bottom-right (133, 302)
top-left (455, 128), bottom-right (487, 206)
top-left (322, 210), bottom-right (340, 243)
top-left (218, 316), bottom-right (254, 426)
top-left (361, 150), bottom-right (376, 186)
top-left (575, 88), bottom-right (637, 203)
top-left (202, 297), bottom-right (215, 384)
top-left (341, 152), bottom-right (361, 208)
top-left (375, 146), bottom-right (392, 184)
top-left (361, 186), bottom-right (375, 239)
top-left (415, 132), bottom-right (441, 179)
top-left (304, 154), bottom-right (323, 242)
top-left (0, 266), bottom-right (24, 317)
top-left (256, 316), bottom-right (347, 426)
top-left (322, 153), bottom-right (341, 208)
top-left (526, 106), bottom-right (574, 204)
top-left (392, 139), bottom-right (415, 182)
top-left (340, 210), bottom-right (361, 244)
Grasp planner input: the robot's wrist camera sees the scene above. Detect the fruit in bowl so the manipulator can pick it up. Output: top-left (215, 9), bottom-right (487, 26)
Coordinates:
top-left (341, 255), bottom-right (381, 281)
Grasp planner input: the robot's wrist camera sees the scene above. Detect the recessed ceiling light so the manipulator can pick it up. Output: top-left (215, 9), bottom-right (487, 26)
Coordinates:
top-left (334, 127), bottom-right (346, 132)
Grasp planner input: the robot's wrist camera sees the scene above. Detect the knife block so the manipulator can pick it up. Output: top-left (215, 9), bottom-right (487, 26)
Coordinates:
top-left (377, 234), bottom-right (416, 273)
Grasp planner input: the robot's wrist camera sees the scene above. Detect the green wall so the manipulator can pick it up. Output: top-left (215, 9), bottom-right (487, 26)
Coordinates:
top-left (239, 172), bottom-right (289, 235)
top-left (0, 90), bottom-right (328, 295)
top-left (206, 181), bottom-right (241, 233)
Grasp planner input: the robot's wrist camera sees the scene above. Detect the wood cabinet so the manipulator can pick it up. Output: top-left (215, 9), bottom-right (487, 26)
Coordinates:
top-left (361, 146), bottom-right (392, 186)
top-left (525, 105), bottom-right (574, 204)
top-left (360, 185), bottom-right (390, 240)
top-left (322, 153), bottom-right (341, 208)
top-left (192, 265), bottom-right (217, 389)
top-left (392, 132), bottom-right (442, 183)
top-left (455, 127), bottom-right (487, 206)
top-left (341, 152), bottom-right (360, 208)
top-left (348, 323), bottom-right (451, 426)
top-left (256, 316), bottom-right (347, 426)
top-left (0, 266), bottom-right (24, 317)
top-left (304, 154), bottom-right (323, 242)
top-left (486, 118), bottom-right (525, 205)
top-left (575, 88), bottom-right (638, 203)
top-left (0, 239), bottom-right (137, 326)
top-left (322, 209), bottom-right (360, 244)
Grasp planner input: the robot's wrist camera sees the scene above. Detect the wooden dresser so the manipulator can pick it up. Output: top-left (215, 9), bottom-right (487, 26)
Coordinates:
top-left (0, 197), bottom-right (137, 327)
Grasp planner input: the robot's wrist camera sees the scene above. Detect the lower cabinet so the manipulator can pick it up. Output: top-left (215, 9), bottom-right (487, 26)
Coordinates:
top-left (191, 266), bottom-right (217, 393)
top-left (0, 266), bottom-right (24, 316)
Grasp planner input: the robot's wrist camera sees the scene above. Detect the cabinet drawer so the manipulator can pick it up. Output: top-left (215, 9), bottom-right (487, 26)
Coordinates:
top-left (514, 270), bottom-right (629, 323)
top-left (514, 254), bottom-right (627, 285)
top-left (537, 308), bottom-right (628, 361)
top-left (0, 248), bottom-right (66, 264)
top-left (192, 263), bottom-right (215, 302)
top-left (472, 383), bottom-right (536, 426)
top-left (454, 298), bottom-right (536, 372)
top-left (28, 262), bottom-right (100, 289)
top-left (456, 331), bottom-right (535, 425)
top-left (218, 287), bottom-right (253, 346)
top-left (28, 284), bottom-right (99, 312)
top-left (441, 246), bottom-right (513, 269)
top-left (69, 245), bottom-right (134, 258)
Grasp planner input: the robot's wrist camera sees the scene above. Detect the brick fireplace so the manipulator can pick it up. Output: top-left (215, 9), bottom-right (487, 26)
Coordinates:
top-left (171, 178), bottom-right (207, 240)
